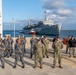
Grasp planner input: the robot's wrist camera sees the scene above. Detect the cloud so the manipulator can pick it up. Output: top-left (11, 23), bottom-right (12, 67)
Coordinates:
top-left (55, 9), bottom-right (73, 16)
top-left (42, 0), bottom-right (65, 10)
top-left (73, 6), bottom-right (76, 11)
top-left (41, 0), bottom-right (76, 29)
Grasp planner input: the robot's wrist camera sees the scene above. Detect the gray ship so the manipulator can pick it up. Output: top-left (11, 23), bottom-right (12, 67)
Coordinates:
top-left (20, 11), bottom-right (62, 36)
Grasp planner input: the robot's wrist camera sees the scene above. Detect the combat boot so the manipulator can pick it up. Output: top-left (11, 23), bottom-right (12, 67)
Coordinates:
top-left (69, 55), bottom-right (71, 58)
top-left (10, 54), bottom-right (12, 56)
top-left (7, 56), bottom-right (9, 58)
top-left (53, 64), bottom-right (56, 68)
top-left (40, 65), bottom-right (43, 69)
top-left (33, 65), bottom-right (37, 69)
top-left (73, 56), bottom-right (76, 58)
top-left (43, 56), bottom-right (45, 58)
top-left (47, 56), bottom-right (49, 58)
top-left (66, 50), bottom-right (68, 54)
top-left (59, 65), bottom-right (63, 68)
top-left (24, 49), bottom-right (26, 53)
top-left (2, 65), bottom-right (5, 69)
top-left (22, 65), bottom-right (25, 68)
top-left (13, 65), bottom-right (16, 68)
top-left (30, 53), bottom-right (33, 58)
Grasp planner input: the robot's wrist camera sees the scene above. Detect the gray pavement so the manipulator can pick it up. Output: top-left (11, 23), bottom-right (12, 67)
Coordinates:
top-left (0, 47), bottom-right (76, 75)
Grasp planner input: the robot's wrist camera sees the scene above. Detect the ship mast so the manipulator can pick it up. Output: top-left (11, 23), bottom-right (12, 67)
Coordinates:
top-left (44, 11), bottom-right (48, 21)
top-left (28, 19), bottom-right (32, 26)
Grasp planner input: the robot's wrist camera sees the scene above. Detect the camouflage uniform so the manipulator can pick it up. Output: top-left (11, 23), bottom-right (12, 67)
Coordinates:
top-left (66, 37), bottom-right (70, 54)
top-left (43, 39), bottom-right (49, 58)
top-left (0, 43), bottom-right (5, 68)
top-left (33, 42), bottom-right (44, 69)
top-left (8, 37), bottom-right (13, 56)
top-left (13, 42), bottom-right (25, 68)
top-left (30, 38), bottom-right (37, 58)
top-left (0, 37), bottom-right (2, 42)
top-left (3, 38), bottom-right (9, 57)
top-left (21, 37), bottom-right (26, 53)
top-left (40, 37), bottom-right (44, 44)
top-left (53, 40), bottom-right (63, 67)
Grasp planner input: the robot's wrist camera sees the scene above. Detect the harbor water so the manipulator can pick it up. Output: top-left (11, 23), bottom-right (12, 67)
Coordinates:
top-left (3, 30), bottom-right (76, 39)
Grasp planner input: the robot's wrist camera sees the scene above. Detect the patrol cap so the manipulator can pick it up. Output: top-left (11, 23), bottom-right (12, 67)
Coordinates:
top-left (57, 36), bottom-right (60, 39)
top-left (43, 35), bottom-right (46, 39)
top-left (37, 38), bottom-right (41, 41)
top-left (71, 36), bottom-right (74, 37)
top-left (22, 34), bottom-right (24, 36)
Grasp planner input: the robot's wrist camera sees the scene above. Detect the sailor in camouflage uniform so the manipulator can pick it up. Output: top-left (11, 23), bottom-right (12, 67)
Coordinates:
top-left (3, 35), bottom-right (9, 57)
top-left (13, 36), bottom-right (25, 68)
top-left (66, 35), bottom-right (71, 54)
top-left (30, 35), bottom-right (37, 58)
top-left (8, 35), bottom-right (13, 56)
top-left (43, 37), bottom-right (49, 58)
top-left (0, 41), bottom-right (6, 69)
top-left (40, 35), bottom-right (45, 44)
top-left (52, 37), bottom-right (63, 68)
top-left (33, 39), bottom-right (44, 69)
top-left (21, 34), bottom-right (26, 54)
top-left (0, 34), bottom-right (2, 42)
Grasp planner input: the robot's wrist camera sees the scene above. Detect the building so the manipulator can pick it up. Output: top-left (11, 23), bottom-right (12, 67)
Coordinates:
top-left (0, 0), bottom-right (2, 37)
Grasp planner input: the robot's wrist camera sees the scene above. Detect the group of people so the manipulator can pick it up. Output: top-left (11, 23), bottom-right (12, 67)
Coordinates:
top-left (0, 34), bottom-right (26, 69)
top-left (30, 35), bottom-right (64, 69)
top-left (30, 35), bottom-right (50, 69)
top-left (0, 34), bottom-right (75, 69)
top-left (52, 35), bottom-right (76, 68)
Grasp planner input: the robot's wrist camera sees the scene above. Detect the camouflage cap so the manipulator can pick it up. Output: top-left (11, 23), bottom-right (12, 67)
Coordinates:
top-left (57, 36), bottom-right (60, 38)
top-left (37, 38), bottom-right (41, 41)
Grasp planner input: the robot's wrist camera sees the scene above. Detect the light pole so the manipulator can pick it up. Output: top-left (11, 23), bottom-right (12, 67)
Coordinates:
top-left (12, 18), bottom-right (15, 38)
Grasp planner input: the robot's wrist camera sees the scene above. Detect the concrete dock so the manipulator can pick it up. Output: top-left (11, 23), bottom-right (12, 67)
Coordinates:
top-left (0, 38), bottom-right (76, 75)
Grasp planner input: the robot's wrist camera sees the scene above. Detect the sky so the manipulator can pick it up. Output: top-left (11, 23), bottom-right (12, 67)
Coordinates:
top-left (2, 0), bottom-right (76, 30)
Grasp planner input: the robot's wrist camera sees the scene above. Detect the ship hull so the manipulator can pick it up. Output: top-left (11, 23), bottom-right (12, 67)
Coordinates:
top-left (20, 25), bottom-right (61, 36)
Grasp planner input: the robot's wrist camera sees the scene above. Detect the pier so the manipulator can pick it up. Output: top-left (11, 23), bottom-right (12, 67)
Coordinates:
top-left (0, 38), bottom-right (76, 75)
